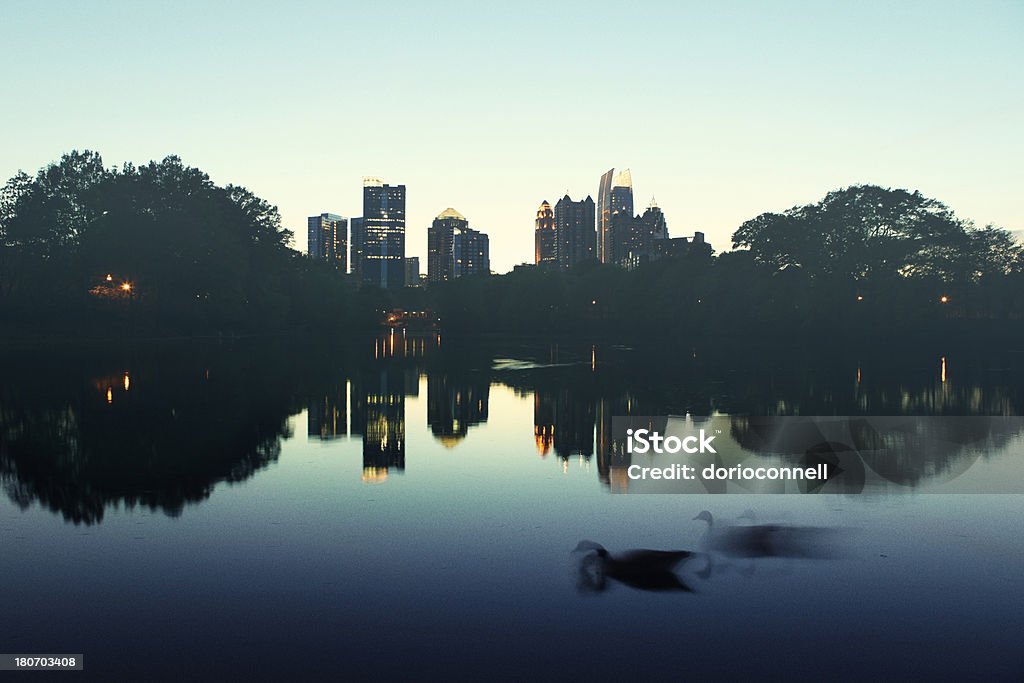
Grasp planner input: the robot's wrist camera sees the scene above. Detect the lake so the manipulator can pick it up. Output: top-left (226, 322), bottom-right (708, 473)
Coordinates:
top-left (1, 334), bottom-right (1022, 680)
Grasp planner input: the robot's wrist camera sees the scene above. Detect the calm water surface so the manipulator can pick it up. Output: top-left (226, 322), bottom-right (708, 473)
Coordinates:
top-left (1, 336), bottom-right (1022, 680)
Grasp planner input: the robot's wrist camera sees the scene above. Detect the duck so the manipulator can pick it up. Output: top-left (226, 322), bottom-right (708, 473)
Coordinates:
top-left (573, 540), bottom-right (696, 593)
top-left (692, 510), bottom-right (837, 559)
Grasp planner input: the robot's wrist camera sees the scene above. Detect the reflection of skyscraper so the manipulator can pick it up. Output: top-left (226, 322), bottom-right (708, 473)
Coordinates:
top-left (352, 369), bottom-right (406, 481)
top-left (554, 195), bottom-right (596, 269)
top-left (428, 208), bottom-right (465, 282)
top-left (535, 200), bottom-right (556, 267)
top-left (427, 374), bottom-right (490, 447)
top-left (533, 392), bottom-right (555, 456)
top-left (362, 178), bottom-right (406, 289)
top-left (554, 388), bottom-right (595, 460)
top-left (594, 395), bottom-right (657, 492)
top-left (307, 213), bottom-right (348, 270)
top-left (307, 385), bottom-right (348, 440)
top-left (532, 386), bottom-right (595, 461)
top-left (597, 168), bottom-right (614, 264)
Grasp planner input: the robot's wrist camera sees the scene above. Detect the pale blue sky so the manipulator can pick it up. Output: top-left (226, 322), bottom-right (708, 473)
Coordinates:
top-left (2, 0), bottom-right (1021, 272)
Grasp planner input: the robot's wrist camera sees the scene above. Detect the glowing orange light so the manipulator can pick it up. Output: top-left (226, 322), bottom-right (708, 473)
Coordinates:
top-left (941, 356), bottom-right (947, 383)
top-left (123, 373), bottom-right (130, 391)
top-left (105, 274), bottom-right (113, 282)
top-left (121, 282), bottom-right (132, 292)
top-left (939, 295), bottom-right (949, 304)
top-left (106, 387), bottom-right (113, 404)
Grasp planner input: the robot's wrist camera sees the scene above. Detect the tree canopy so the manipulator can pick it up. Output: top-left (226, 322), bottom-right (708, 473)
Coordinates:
top-left (0, 151), bottom-right (365, 333)
top-left (731, 185), bottom-right (1022, 283)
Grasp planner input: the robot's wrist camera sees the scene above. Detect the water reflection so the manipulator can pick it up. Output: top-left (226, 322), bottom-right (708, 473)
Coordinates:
top-left (2, 334), bottom-right (1022, 523)
top-left (0, 345), bottom-right (299, 524)
top-left (427, 373), bottom-right (489, 447)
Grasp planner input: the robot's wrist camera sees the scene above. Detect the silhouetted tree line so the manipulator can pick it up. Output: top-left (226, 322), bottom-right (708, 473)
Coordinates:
top-left (2, 152), bottom-right (1021, 338)
top-left (0, 151), bottom-right (381, 335)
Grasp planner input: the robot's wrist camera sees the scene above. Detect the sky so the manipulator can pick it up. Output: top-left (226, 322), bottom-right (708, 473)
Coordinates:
top-left (1, 0), bottom-right (1022, 273)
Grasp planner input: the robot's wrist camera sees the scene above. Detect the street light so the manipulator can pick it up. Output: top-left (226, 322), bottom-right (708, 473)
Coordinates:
top-left (939, 295), bottom-right (949, 304)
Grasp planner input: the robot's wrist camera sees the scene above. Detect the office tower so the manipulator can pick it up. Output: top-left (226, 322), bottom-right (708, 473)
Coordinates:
top-left (597, 168), bottom-right (615, 263)
top-left (361, 178), bottom-right (406, 289)
top-left (553, 194), bottom-right (596, 269)
top-left (349, 217), bottom-right (364, 278)
top-left (609, 169), bottom-right (634, 266)
top-left (404, 257), bottom-right (420, 287)
top-left (453, 225), bottom-right (490, 277)
top-left (428, 208), bottom-right (466, 282)
top-left (640, 198), bottom-right (668, 241)
top-left (307, 213), bottom-right (348, 270)
top-left (535, 200), bottom-right (556, 267)
top-left (622, 198), bottom-right (669, 269)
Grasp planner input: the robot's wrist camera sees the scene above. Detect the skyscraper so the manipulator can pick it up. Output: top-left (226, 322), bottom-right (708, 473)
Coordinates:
top-left (361, 178), bottom-right (406, 289)
top-left (404, 256), bottom-right (420, 287)
top-left (349, 217), bottom-right (364, 279)
top-left (307, 213), bottom-right (347, 270)
top-left (554, 194), bottom-right (596, 270)
top-left (428, 208), bottom-right (466, 283)
top-left (609, 169), bottom-right (634, 266)
top-left (597, 168), bottom-right (615, 264)
top-left (453, 225), bottom-right (490, 277)
top-left (640, 198), bottom-right (668, 242)
top-left (535, 200), bottom-right (556, 267)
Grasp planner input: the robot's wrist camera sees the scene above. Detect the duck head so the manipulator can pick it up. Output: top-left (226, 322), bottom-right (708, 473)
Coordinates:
top-left (693, 510), bottom-right (714, 526)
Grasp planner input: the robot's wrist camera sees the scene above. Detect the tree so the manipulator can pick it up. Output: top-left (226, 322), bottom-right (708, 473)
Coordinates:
top-left (731, 185), bottom-right (1015, 284)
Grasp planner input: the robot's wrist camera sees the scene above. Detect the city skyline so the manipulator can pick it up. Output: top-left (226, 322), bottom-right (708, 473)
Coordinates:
top-left (2, 2), bottom-right (1020, 274)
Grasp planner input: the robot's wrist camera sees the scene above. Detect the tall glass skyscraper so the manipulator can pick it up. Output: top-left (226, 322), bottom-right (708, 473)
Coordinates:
top-left (361, 178), bottom-right (406, 289)
top-left (349, 216), bottom-right (364, 279)
top-left (597, 168), bottom-right (614, 264)
top-left (307, 213), bottom-right (347, 271)
top-left (452, 225), bottom-right (489, 278)
top-left (609, 169), bottom-right (634, 265)
top-left (428, 208), bottom-right (467, 282)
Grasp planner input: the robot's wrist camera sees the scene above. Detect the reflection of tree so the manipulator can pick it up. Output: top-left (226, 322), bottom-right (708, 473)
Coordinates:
top-left (0, 346), bottom-right (300, 524)
top-left (727, 416), bottom-right (1024, 488)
